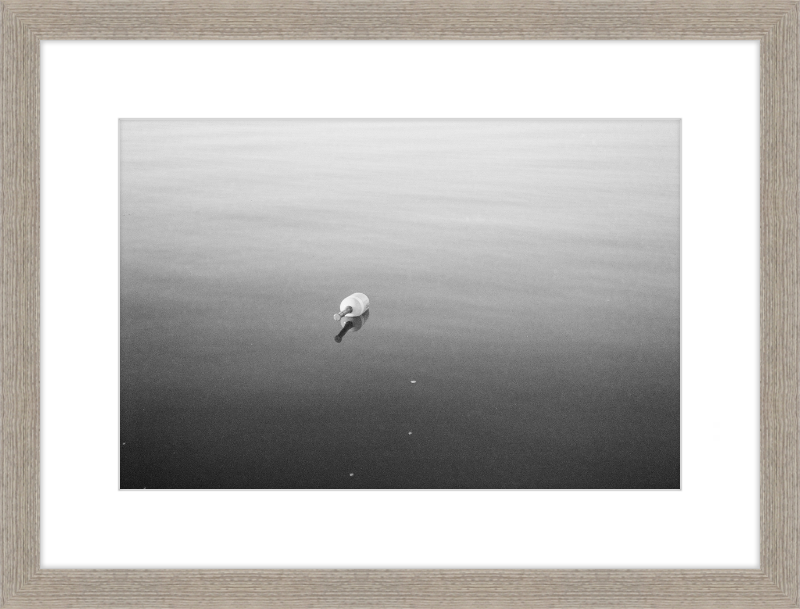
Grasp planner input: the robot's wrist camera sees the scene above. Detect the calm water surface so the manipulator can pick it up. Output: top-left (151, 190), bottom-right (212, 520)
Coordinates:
top-left (120, 120), bottom-right (680, 489)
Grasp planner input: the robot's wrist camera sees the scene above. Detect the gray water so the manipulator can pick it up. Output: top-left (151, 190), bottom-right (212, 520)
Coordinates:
top-left (120, 119), bottom-right (680, 489)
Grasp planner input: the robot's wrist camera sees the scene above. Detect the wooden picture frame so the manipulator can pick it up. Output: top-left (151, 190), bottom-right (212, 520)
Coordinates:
top-left (2, 1), bottom-right (797, 607)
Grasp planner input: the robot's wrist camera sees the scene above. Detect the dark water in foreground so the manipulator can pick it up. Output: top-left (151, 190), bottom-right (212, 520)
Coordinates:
top-left (120, 120), bottom-right (680, 489)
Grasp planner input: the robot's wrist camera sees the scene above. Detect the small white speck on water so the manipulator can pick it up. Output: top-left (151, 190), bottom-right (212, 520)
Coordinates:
top-left (410, 380), bottom-right (416, 384)
top-left (408, 431), bottom-right (412, 435)
top-left (122, 442), bottom-right (126, 446)
top-left (349, 473), bottom-right (354, 477)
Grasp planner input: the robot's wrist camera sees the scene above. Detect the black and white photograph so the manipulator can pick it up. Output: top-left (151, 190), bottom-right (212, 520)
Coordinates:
top-left (120, 119), bottom-right (680, 490)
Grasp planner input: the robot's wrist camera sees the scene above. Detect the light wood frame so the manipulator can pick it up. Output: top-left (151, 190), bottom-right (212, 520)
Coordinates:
top-left (2, 2), bottom-right (797, 607)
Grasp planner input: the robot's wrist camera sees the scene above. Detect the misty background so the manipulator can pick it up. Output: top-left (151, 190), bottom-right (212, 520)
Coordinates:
top-left (120, 119), bottom-right (680, 489)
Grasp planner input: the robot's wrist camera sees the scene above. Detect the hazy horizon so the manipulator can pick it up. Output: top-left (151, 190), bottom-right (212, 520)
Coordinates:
top-left (120, 119), bottom-right (680, 489)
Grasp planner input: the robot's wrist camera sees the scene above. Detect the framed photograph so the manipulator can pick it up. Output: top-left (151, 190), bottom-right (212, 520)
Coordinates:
top-left (118, 118), bottom-right (680, 491)
top-left (5, 1), bottom-right (798, 607)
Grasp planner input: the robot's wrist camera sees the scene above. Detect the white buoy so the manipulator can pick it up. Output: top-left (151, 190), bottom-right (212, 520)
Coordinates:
top-left (334, 293), bottom-right (370, 320)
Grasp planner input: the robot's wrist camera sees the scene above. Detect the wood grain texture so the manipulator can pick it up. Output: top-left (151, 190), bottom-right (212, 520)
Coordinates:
top-left (2, 0), bottom-right (799, 39)
top-left (1, 3), bottom-right (39, 607)
top-left (4, 569), bottom-right (796, 608)
top-left (761, 3), bottom-right (800, 604)
top-left (0, 1), bottom-right (797, 607)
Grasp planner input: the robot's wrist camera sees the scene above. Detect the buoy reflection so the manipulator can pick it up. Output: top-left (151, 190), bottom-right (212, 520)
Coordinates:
top-left (335, 309), bottom-right (369, 343)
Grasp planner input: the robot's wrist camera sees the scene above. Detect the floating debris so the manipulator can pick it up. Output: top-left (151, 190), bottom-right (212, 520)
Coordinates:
top-left (408, 431), bottom-right (412, 435)
top-left (349, 473), bottom-right (354, 477)
top-left (410, 380), bottom-right (417, 384)
top-left (333, 293), bottom-right (370, 321)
